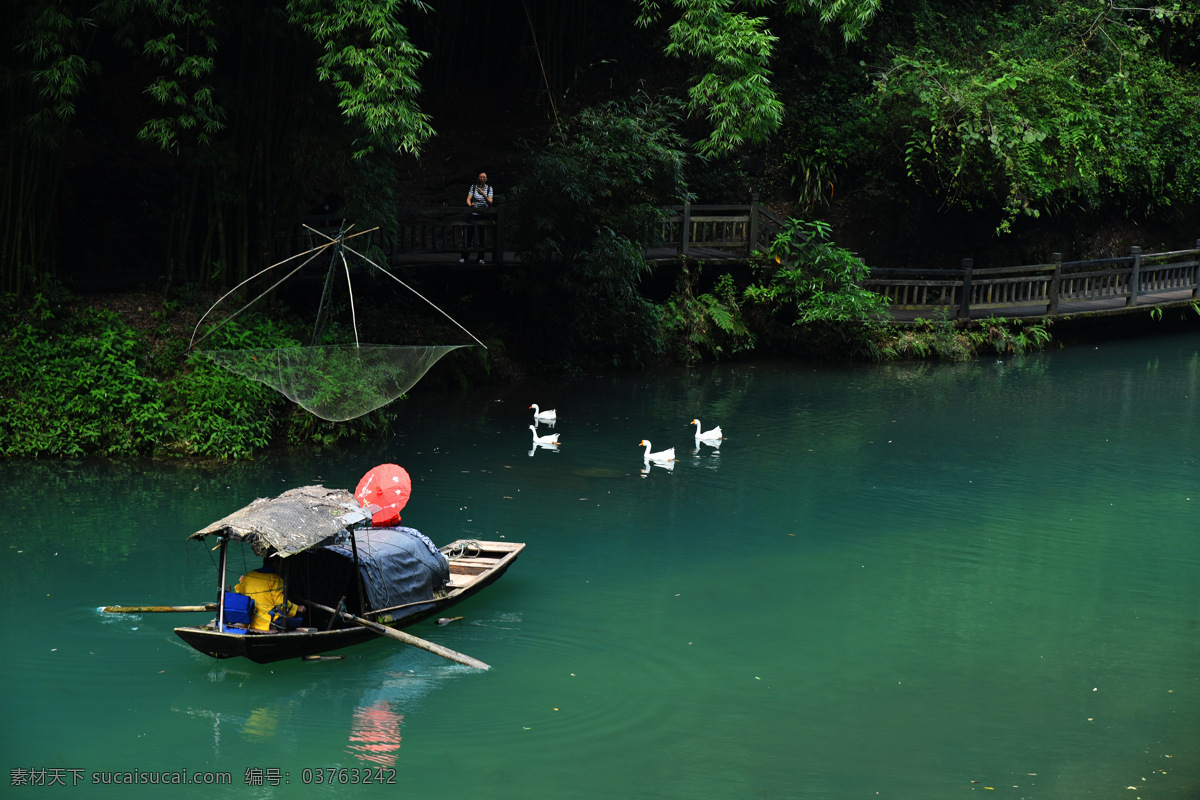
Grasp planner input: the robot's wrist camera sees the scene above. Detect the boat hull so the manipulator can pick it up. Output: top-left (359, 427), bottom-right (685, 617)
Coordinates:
top-left (175, 539), bottom-right (522, 663)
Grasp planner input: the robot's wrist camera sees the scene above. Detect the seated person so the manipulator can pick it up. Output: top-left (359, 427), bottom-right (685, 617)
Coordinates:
top-left (234, 554), bottom-right (306, 632)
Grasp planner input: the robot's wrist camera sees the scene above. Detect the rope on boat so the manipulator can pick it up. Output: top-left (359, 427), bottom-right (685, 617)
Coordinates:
top-left (444, 540), bottom-right (483, 559)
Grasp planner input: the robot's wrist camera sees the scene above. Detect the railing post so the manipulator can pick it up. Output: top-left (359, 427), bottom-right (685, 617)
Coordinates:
top-left (493, 208), bottom-right (504, 265)
top-left (1194, 239), bottom-right (1200, 299)
top-left (1048, 252), bottom-right (1062, 314)
top-left (681, 201), bottom-right (691, 256)
top-left (1127, 245), bottom-right (1142, 306)
top-left (748, 192), bottom-right (760, 253)
top-left (958, 258), bottom-right (973, 320)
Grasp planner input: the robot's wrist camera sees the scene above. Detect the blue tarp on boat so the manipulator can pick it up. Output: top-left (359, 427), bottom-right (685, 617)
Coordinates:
top-left (324, 527), bottom-right (449, 610)
top-left (286, 526), bottom-right (449, 619)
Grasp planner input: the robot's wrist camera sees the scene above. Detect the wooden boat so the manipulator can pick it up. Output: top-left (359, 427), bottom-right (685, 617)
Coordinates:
top-left (168, 485), bottom-right (524, 665)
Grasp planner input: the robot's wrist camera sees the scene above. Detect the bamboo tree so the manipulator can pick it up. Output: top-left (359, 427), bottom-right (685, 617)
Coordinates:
top-left (2, 3), bottom-right (94, 295)
top-left (634, 0), bottom-right (881, 158)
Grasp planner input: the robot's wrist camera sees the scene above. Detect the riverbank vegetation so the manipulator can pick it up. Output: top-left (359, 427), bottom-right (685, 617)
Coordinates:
top-left (0, 259), bottom-right (1052, 458)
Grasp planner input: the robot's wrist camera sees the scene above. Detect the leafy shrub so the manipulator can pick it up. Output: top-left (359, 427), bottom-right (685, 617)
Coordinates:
top-left (881, 314), bottom-right (1052, 362)
top-left (660, 262), bottom-right (755, 364)
top-left (744, 219), bottom-right (891, 359)
top-left (876, 0), bottom-right (1200, 233)
top-left (505, 95), bottom-right (690, 371)
top-left (165, 317), bottom-right (300, 458)
top-left (0, 306), bottom-right (168, 457)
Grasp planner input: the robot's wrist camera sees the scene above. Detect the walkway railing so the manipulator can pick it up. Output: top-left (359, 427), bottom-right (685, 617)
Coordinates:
top-left (391, 207), bottom-right (504, 263)
top-left (274, 196), bottom-right (783, 266)
top-left (274, 208), bottom-right (505, 264)
top-left (652, 195), bottom-right (787, 256)
top-left (864, 242), bottom-right (1200, 320)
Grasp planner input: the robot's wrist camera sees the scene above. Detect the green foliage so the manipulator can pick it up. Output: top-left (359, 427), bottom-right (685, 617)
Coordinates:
top-left (884, 315), bottom-right (972, 361)
top-left (98, 0), bottom-right (433, 157)
top-left (285, 0), bottom-right (434, 158)
top-left (744, 219), bottom-right (891, 358)
top-left (167, 317), bottom-right (300, 458)
top-left (973, 317), bottom-right (1052, 356)
top-left (507, 95), bottom-right (690, 371)
top-left (780, 0), bottom-right (882, 43)
top-left (128, 0), bottom-right (225, 150)
top-left (0, 306), bottom-right (168, 457)
top-left (876, 0), bottom-right (1200, 232)
top-left (882, 314), bottom-right (1052, 362)
top-left (660, 263), bottom-right (755, 364)
top-left (638, 0), bottom-right (783, 157)
top-left (0, 290), bottom-right (410, 459)
top-left (4, 0), bottom-right (439, 294)
top-left (284, 408), bottom-right (392, 449)
top-left (635, 0), bottom-right (882, 156)
top-left (513, 95), bottom-right (690, 259)
top-left (765, 55), bottom-right (881, 214)
top-left (14, 3), bottom-right (98, 136)
top-left (170, 352), bottom-right (280, 458)
top-left (4, 4), bottom-right (101, 295)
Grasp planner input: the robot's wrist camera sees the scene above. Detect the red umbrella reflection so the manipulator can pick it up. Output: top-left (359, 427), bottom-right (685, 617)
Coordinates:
top-left (347, 700), bottom-right (403, 766)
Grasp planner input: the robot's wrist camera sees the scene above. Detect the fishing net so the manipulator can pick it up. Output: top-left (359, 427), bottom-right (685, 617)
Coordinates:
top-left (202, 344), bottom-right (466, 422)
top-left (192, 225), bottom-right (483, 422)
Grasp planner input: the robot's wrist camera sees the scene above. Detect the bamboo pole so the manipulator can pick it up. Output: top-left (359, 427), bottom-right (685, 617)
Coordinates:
top-left (103, 604), bottom-right (218, 613)
top-left (303, 599), bottom-right (489, 670)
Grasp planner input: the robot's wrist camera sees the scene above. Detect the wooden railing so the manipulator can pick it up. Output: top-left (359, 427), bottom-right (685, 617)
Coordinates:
top-left (274, 197), bottom-right (783, 266)
top-left (653, 194), bottom-right (785, 256)
top-left (864, 242), bottom-right (1200, 320)
top-left (273, 208), bottom-right (505, 264)
top-left (391, 207), bottom-right (504, 263)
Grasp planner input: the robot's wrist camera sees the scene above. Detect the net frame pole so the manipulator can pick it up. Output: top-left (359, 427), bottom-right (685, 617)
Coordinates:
top-left (341, 240), bottom-right (488, 350)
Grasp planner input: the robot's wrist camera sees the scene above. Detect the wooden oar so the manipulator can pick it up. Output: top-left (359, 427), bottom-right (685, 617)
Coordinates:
top-left (302, 599), bottom-right (489, 671)
top-left (103, 603), bottom-right (218, 613)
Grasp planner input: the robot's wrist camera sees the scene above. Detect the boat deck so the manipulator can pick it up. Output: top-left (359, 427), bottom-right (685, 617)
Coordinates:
top-left (444, 540), bottom-right (524, 588)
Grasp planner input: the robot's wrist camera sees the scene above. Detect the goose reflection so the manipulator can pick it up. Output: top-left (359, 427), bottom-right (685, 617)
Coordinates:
top-left (640, 459), bottom-right (675, 476)
top-left (528, 441), bottom-right (560, 457)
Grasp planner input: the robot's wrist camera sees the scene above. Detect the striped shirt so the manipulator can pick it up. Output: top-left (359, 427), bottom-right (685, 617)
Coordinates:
top-left (467, 184), bottom-right (492, 208)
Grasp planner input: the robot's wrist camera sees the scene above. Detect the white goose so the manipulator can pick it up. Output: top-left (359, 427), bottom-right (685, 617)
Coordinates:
top-left (639, 439), bottom-right (675, 463)
top-left (530, 403), bottom-right (557, 422)
top-left (530, 425), bottom-right (561, 445)
top-left (690, 418), bottom-right (722, 440)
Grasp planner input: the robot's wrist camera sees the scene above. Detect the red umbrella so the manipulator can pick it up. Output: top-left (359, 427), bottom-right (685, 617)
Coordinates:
top-left (354, 464), bottom-right (412, 526)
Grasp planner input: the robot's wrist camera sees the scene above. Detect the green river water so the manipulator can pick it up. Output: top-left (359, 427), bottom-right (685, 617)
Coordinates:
top-left (2, 335), bottom-right (1198, 799)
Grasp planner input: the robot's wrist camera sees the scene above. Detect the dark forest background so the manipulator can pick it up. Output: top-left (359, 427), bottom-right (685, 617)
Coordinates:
top-left (8, 0), bottom-right (1200, 299)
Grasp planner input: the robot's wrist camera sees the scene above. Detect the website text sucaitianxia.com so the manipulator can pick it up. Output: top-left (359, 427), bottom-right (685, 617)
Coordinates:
top-left (10, 766), bottom-right (398, 787)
